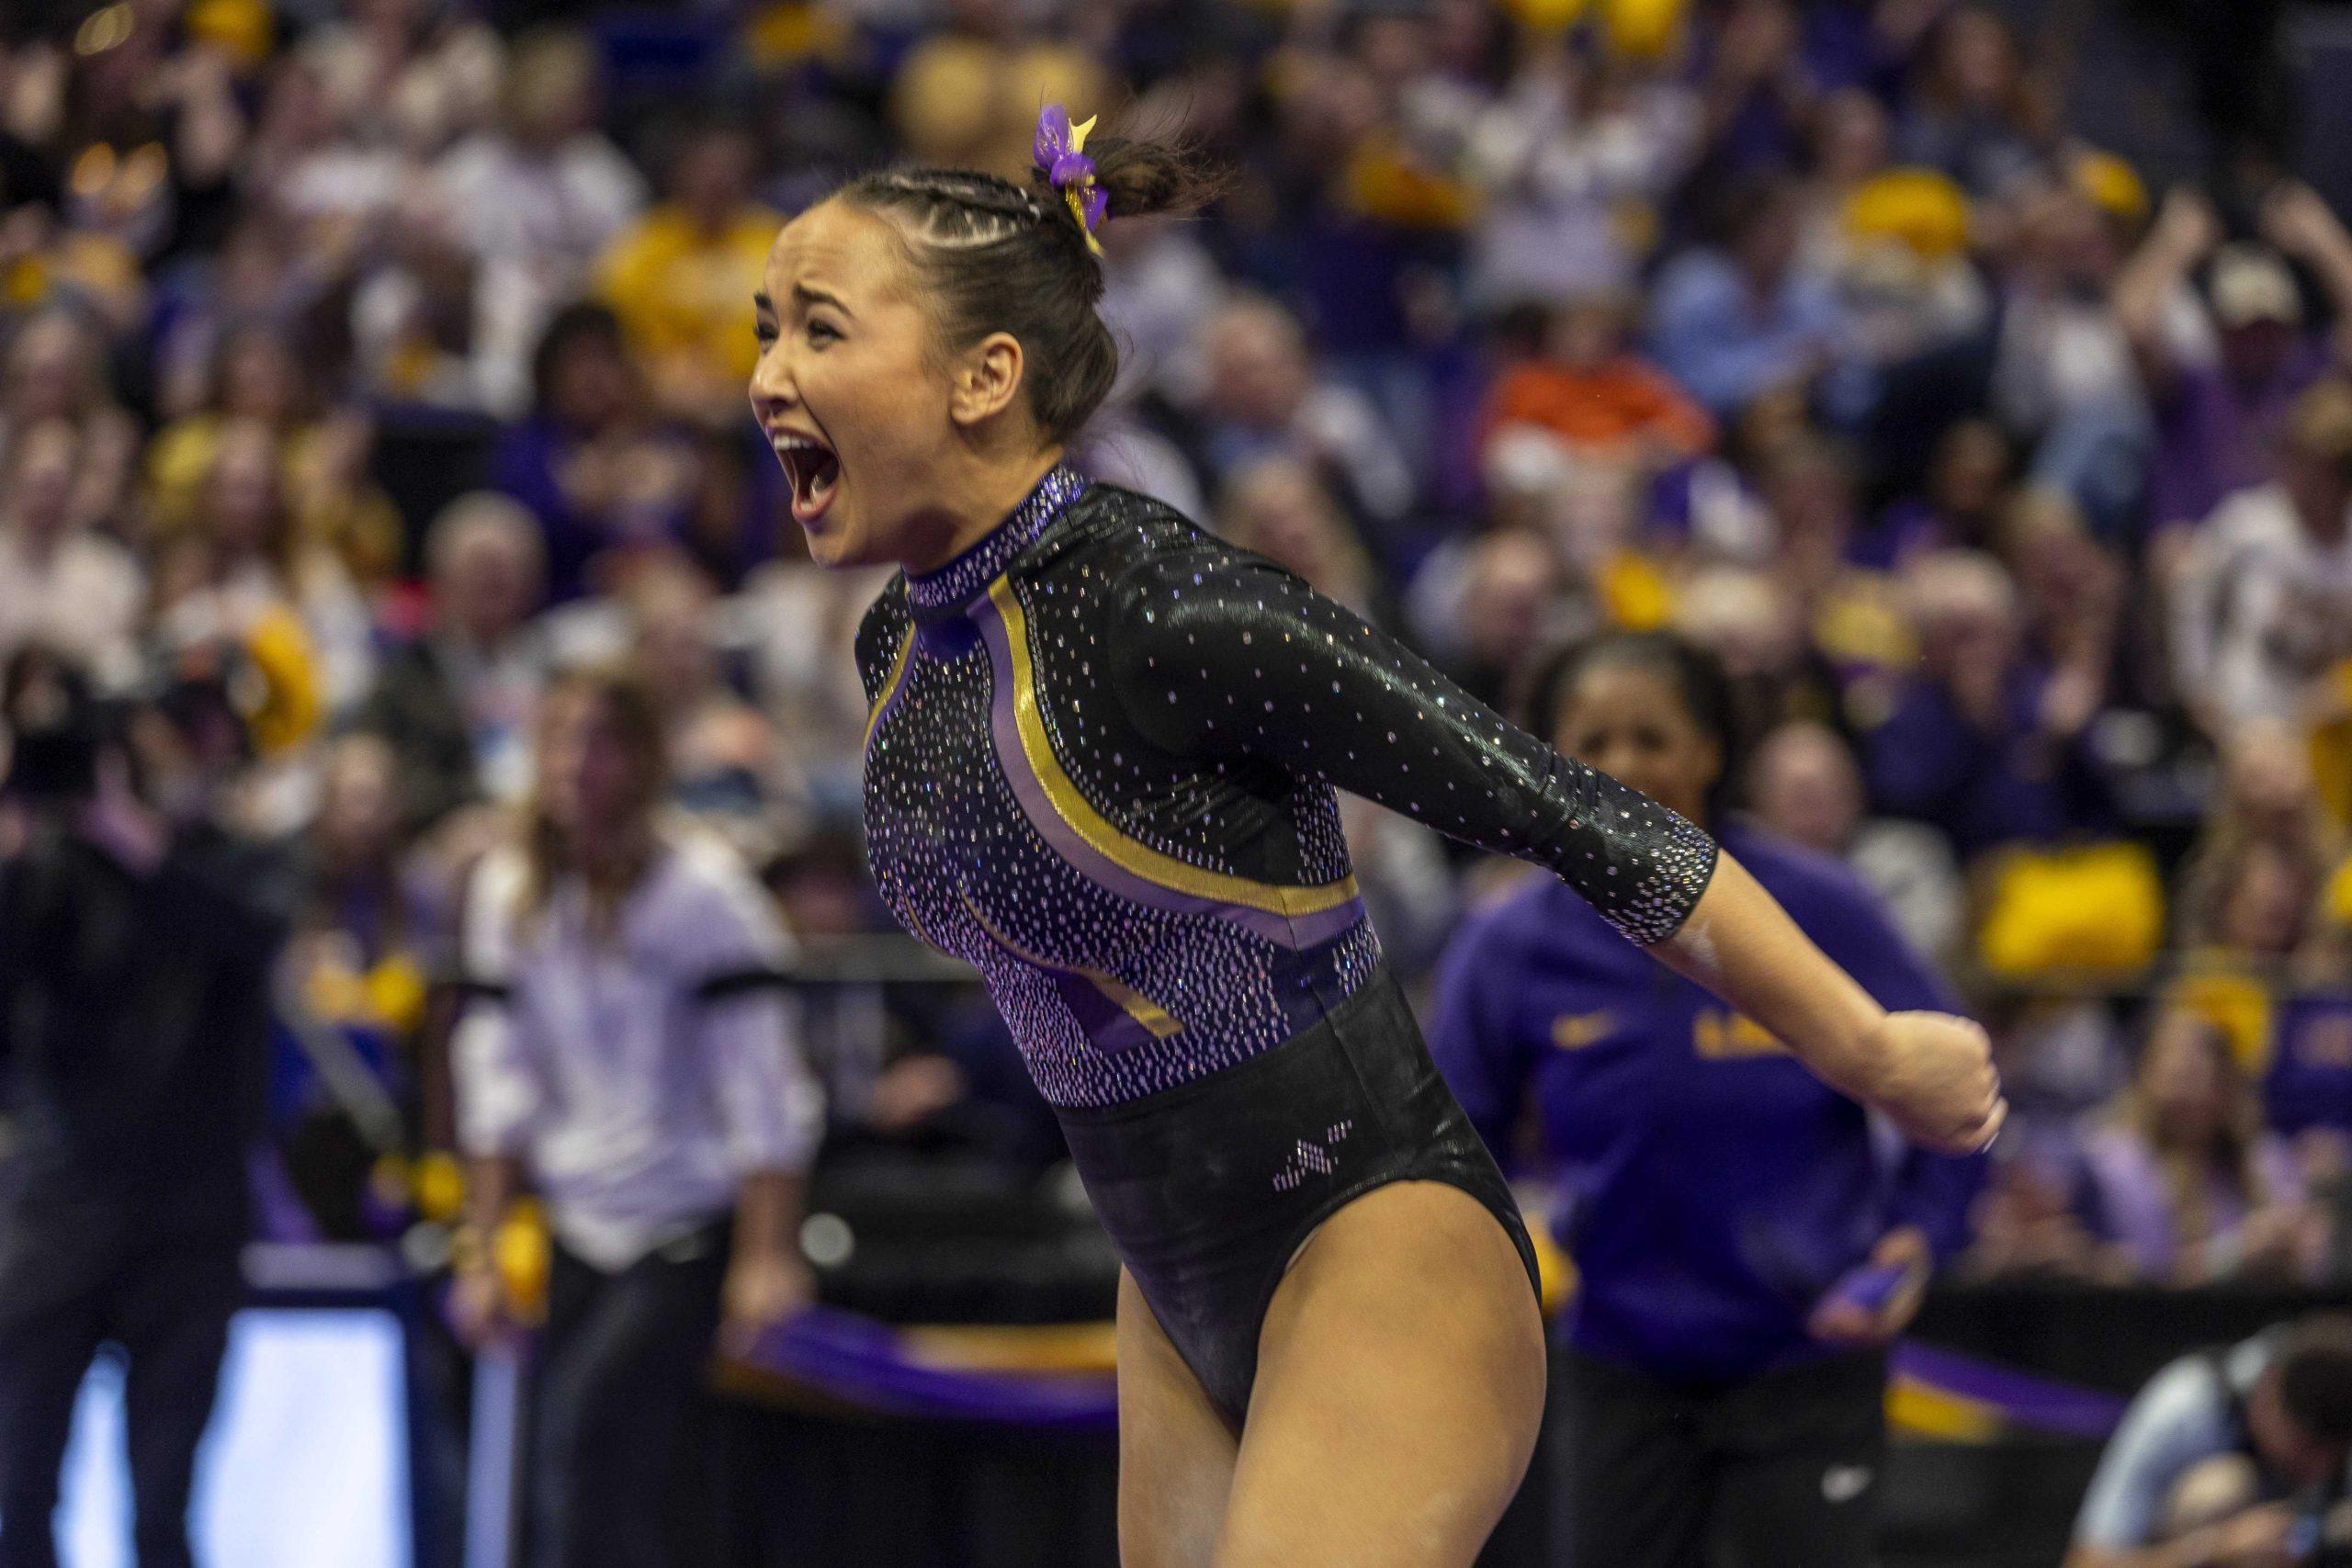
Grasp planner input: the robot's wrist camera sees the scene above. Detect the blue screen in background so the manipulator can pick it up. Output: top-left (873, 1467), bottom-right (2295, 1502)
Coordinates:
top-left (10, 1307), bottom-right (412, 1568)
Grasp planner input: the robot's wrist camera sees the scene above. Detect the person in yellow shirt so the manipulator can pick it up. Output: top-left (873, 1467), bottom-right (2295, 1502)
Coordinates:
top-left (885, 0), bottom-right (1109, 183)
top-left (596, 125), bottom-right (780, 423)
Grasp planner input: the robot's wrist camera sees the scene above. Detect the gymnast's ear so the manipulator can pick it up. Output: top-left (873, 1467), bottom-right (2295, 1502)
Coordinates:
top-left (949, 331), bottom-right (1026, 429)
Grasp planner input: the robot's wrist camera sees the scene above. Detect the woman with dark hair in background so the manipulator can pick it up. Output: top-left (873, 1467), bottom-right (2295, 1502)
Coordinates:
top-left (751, 108), bottom-right (2000, 1562)
top-left (448, 665), bottom-right (823, 1568)
top-left (491, 303), bottom-right (696, 602)
top-left (1427, 630), bottom-right (1987, 1568)
top-left (2075, 1007), bottom-right (2321, 1287)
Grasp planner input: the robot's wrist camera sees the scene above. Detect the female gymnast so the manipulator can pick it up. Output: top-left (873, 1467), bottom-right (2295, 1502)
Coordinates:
top-left (747, 107), bottom-right (2005, 1566)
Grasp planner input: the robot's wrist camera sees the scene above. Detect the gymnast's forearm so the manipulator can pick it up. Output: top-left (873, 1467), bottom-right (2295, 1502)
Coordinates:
top-left (1647, 850), bottom-right (1888, 1096)
top-left (1649, 850), bottom-right (2004, 1156)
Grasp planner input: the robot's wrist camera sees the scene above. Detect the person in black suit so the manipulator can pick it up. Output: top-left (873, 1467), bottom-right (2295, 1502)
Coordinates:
top-left (0, 645), bottom-right (290, 1568)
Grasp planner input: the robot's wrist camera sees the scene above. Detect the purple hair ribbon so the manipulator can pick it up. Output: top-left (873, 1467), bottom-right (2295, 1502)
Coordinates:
top-left (1033, 104), bottom-right (1106, 254)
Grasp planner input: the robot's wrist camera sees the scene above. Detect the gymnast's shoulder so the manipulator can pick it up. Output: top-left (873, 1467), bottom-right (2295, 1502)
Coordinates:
top-left (1056, 479), bottom-right (1299, 609)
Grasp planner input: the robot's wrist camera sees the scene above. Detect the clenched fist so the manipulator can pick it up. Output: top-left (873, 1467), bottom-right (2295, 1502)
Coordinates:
top-left (1858, 1011), bottom-right (2006, 1154)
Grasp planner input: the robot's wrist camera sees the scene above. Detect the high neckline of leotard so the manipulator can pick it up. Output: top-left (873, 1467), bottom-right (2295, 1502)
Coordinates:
top-left (905, 464), bottom-right (1089, 621)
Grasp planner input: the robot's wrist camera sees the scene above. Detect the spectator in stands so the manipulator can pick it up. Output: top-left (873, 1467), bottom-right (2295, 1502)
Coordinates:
top-left (1430, 628), bottom-right (1983, 1568)
top-left (729, 538), bottom-right (890, 819)
top-left (2172, 378), bottom-right (2352, 738)
top-left (2176, 724), bottom-right (2344, 960)
top-left (1963, 1134), bottom-right (2118, 1285)
top-left (2075, 1009), bottom-right (2323, 1286)
top-left (1835, 164), bottom-right (1990, 391)
top-left (146, 317), bottom-right (319, 525)
top-left (2068, 1313), bottom-right (2352, 1567)
top-left (1986, 164), bottom-right (2156, 537)
top-left (626, 555), bottom-right (805, 862)
top-left (1866, 416), bottom-right (2016, 567)
top-left (357, 491), bottom-right (552, 833)
top-left (0, 307), bottom-right (139, 536)
top-left (492, 302), bottom-right (697, 602)
top-left (276, 731), bottom-right (430, 1241)
top-left (1748, 718), bottom-right (1963, 965)
top-left (0, 417), bottom-right (143, 688)
top-left (1753, 436), bottom-right (1917, 684)
top-left (1195, 293), bottom-right (1415, 552)
top-left (433, 28), bottom-right (644, 417)
top-left (596, 123), bottom-right (781, 423)
top-left (150, 209), bottom-right (333, 423)
top-left (1078, 216), bottom-right (1224, 513)
top-left (1460, 38), bottom-right (1702, 309)
top-left (1793, 89), bottom-right (1894, 276)
top-left (348, 180), bottom-right (500, 413)
top-left (1093, 206), bottom-right (1225, 411)
top-left (2124, 182), bottom-right (2352, 544)
top-left (1475, 286), bottom-right (1715, 476)
top-left (153, 416), bottom-right (376, 726)
top-left (145, 316), bottom-right (402, 586)
top-left (241, 52), bottom-right (390, 235)
top-left (451, 665), bottom-right (823, 1568)
top-left (295, 0), bottom-right (503, 162)
top-left (2179, 832), bottom-right (2331, 976)
top-left (1647, 175), bottom-right (1850, 420)
top-left (1408, 525), bottom-right (1583, 715)
top-left (2000, 488), bottom-right (2127, 686)
top-left (885, 0), bottom-right (1110, 180)
top-left (1865, 549), bottom-right (2109, 860)
top-left (1690, 0), bottom-right (1809, 183)
top-left (2163, 776), bottom-right (2338, 1081)
top-left (1894, 6), bottom-right (2046, 198)
top-left (1671, 564), bottom-right (1852, 754)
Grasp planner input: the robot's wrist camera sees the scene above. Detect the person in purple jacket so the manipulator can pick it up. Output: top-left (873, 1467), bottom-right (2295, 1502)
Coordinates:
top-left (1429, 630), bottom-right (1987, 1568)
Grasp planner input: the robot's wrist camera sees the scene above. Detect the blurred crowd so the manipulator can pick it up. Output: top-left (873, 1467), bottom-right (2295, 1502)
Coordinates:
top-left (2, 0), bottom-right (2352, 1308)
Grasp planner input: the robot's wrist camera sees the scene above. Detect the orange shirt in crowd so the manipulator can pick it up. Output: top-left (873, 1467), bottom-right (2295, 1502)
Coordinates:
top-left (1476, 355), bottom-right (1716, 465)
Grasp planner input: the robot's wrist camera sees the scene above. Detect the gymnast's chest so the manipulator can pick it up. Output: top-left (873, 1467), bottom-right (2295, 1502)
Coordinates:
top-left (859, 622), bottom-right (1062, 957)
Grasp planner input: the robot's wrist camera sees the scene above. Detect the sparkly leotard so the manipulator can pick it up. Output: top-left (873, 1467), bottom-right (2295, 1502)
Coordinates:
top-left (854, 467), bottom-right (1719, 1417)
top-left (857, 468), bottom-right (1717, 1104)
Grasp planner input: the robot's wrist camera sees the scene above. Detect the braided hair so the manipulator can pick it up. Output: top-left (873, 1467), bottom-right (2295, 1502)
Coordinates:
top-left (834, 132), bottom-right (1220, 444)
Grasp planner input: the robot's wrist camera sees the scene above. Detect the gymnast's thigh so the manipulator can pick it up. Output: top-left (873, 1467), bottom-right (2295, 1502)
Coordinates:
top-left (1116, 1268), bottom-right (1240, 1568)
top-left (1214, 1180), bottom-right (1548, 1568)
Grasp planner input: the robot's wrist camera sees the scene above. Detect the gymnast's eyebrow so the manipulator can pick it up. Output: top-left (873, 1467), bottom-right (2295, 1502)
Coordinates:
top-left (792, 283), bottom-right (854, 318)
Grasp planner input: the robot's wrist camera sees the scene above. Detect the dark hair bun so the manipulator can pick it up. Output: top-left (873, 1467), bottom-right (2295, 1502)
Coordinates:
top-left (1032, 129), bottom-right (1227, 231)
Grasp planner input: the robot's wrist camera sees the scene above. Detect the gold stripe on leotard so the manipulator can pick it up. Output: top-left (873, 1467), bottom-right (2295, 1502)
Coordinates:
top-left (955, 889), bottom-right (1182, 1041)
top-left (862, 623), bottom-right (916, 754)
top-left (987, 576), bottom-right (1361, 920)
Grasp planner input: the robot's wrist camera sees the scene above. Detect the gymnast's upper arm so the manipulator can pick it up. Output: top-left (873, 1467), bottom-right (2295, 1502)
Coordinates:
top-left (1108, 547), bottom-right (1717, 946)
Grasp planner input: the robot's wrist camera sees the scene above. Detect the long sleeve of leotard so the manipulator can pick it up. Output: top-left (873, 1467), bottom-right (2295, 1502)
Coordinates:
top-left (1108, 544), bottom-right (1719, 946)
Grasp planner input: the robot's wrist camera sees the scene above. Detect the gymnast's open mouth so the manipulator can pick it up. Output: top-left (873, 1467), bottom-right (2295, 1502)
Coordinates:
top-left (770, 427), bottom-right (840, 525)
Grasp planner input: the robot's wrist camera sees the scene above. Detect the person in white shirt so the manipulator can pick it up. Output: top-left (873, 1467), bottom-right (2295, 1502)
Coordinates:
top-left (2173, 378), bottom-right (2352, 738)
top-left (450, 664), bottom-right (822, 1568)
top-left (0, 418), bottom-right (144, 690)
top-left (430, 30), bottom-right (646, 417)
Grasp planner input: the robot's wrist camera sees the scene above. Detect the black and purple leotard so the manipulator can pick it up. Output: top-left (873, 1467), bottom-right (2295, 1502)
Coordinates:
top-left (855, 467), bottom-right (1717, 1421)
